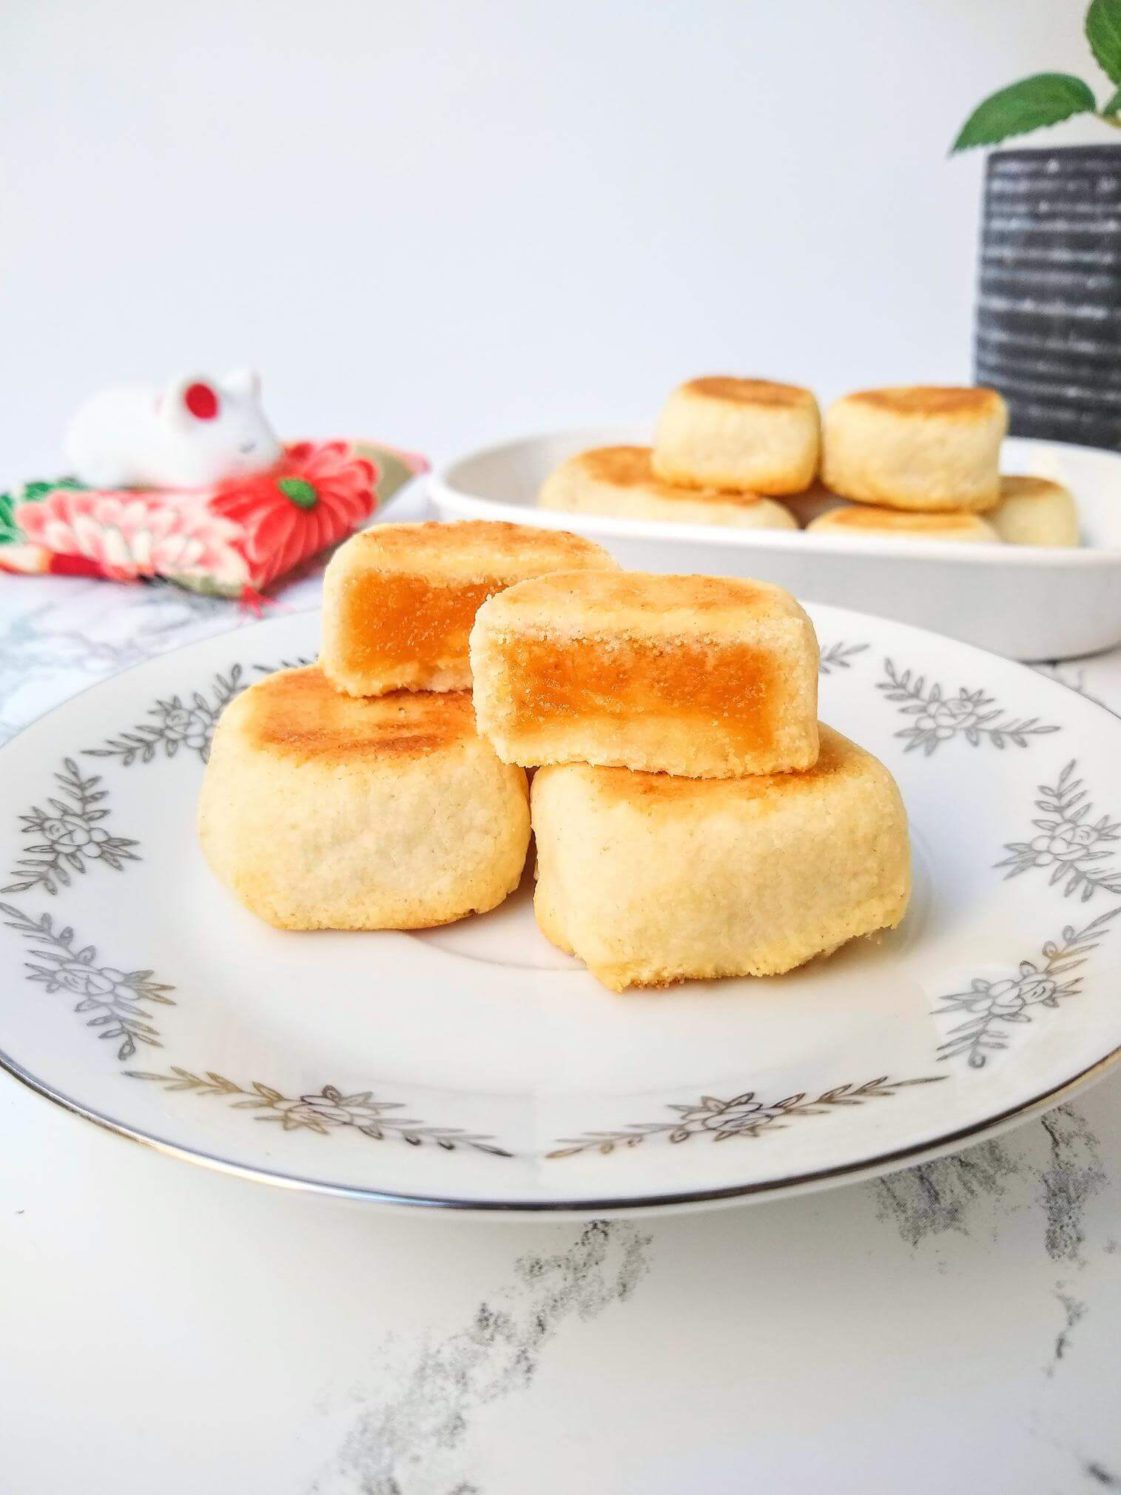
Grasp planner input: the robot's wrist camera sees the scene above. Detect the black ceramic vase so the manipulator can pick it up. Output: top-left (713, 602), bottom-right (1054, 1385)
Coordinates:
top-left (974, 143), bottom-right (1121, 450)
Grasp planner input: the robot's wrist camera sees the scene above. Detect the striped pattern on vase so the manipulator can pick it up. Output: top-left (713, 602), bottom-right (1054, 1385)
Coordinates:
top-left (974, 144), bottom-right (1121, 451)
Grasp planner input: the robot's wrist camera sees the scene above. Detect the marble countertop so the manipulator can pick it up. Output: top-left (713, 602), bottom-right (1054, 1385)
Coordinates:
top-left (2, 490), bottom-right (1120, 1495)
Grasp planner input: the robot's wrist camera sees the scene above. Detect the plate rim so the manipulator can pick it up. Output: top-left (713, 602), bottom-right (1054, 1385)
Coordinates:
top-left (3, 602), bottom-right (1121, 1215)
top-left (2, 1027), bottom-right (1119, 1216)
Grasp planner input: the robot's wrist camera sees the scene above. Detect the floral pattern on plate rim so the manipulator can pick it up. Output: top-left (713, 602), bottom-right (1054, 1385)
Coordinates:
top-left (547, 1076), bottom-right (945, 1158)
top-left (3, 758), bottom-right (139, 896)
top-left (878, 658), bottom-right (1061, 755)
top-left (0, 902), bottom-right (174, 1061)
top-left (124, 1069), bottom-right (513, 1158)
top-left (84, 665), bottom-right (245, 766)
top-left (997, 760), bottom-right (1121, 901)
top-left (934, 907), bottom-right (1120, 1069)
top-left (931, 758), bottom-right (1121, 1069)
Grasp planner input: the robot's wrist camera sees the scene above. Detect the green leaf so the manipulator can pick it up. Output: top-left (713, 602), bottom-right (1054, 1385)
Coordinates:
top-left (1088, 0), bottom-right (1121, 85)
top-left (0, 492), bottom-right (19, 545)
top-left (951, 73), bottom-right (1097, 152)
top-left (21, 477), bottom-right (86, 502)
top-left (1103, 85), bottom-right (1121, 115)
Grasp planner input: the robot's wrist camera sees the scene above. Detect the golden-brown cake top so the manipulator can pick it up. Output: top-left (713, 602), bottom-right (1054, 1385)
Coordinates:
top-left (567, 446), bottom-right (763, 506)
top-left (570, 445), bottom-right (678, 489)
top-left (234, 666), bottom-right (476, 761)
top-left (999, 475), bottom-right (1071, 501)
top-left (841, 386), bottom-right (1005, 420)
top-left (475, 569), bottom-right (811, 637)
top-left (813, 506), bottom-right (993, 534)
top-left (681, 376), bottom-right (815, 410)
top-left (575, 726), bottom-right (860, 809)
top-left (331, 520), bottom-right (615, 583)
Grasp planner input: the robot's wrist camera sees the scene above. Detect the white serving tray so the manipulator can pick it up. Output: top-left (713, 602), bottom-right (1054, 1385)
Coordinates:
top-left (429, 427), bottom-right (1121, 661)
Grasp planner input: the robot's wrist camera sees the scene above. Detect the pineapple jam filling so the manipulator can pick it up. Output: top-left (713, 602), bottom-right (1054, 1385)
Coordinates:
top-left (339, 576), bottom-right (501, 670)
top-left (507, 635), bottom-right (785, 750)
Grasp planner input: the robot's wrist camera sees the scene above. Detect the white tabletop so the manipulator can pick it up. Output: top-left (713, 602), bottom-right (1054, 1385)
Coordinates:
top-left (3, 489), bottom-right (1121, 1495)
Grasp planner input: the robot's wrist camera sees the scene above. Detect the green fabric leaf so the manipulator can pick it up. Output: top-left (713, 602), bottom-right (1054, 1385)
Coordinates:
top-left (21, 476), bottom-right (86, 502)
top-left (1088, 0), bottom-right (1121, 86)
top-left (0, 492), bottom-right (19, 545)
top-left (951, 73), bottom-right (1097, 152)
top-left (0, 475), bottom-right (89, 545)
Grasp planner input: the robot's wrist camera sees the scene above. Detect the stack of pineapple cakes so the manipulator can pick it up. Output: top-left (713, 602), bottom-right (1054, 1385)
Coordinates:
top-left (199, 519), bottom-right (911, 992)
top-left (472, 569), bottom-right (910, 990)
top-left (198, 521), bottom-right (615, 930)
top-left (541, 376), bottom-right (1080, 547)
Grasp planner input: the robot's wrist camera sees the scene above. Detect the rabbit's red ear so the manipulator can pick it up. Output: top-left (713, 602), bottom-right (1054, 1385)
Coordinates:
top-left (183, 382), bottom-right (219, 420)
top-left (161, 373), bottom-right (222, 426)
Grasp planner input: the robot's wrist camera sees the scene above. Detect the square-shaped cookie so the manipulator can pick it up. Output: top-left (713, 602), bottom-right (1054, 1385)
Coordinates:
top-left (821, 387), bottom-right (1007, 512)
top-left (470, 570), bottom-right (819, 777)
top-left (539, 445), bottom-right (797, 529)
top-left (198, 666), bottom-right (530, 929)
top-left (652, 377), bottom-right (821, 495)
top-left (990, 475), bottom-right (1079, 547)
top-left (321, 520), bottom-right (616, 696)
top-left (532, 725), bottom-right (910, 990)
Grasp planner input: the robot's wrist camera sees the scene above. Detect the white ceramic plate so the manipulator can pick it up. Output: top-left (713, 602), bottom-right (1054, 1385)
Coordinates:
top-left (430, 428), bottom-right (1121, 662)
top-left (2, 608), bottom-right (1121, 1217)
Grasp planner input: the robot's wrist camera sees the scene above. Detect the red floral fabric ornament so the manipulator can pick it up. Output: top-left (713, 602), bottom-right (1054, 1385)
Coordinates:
top-left (0, 439), bottom-right (425, 600)
top-left (208, 441), bottom-right (378, 591)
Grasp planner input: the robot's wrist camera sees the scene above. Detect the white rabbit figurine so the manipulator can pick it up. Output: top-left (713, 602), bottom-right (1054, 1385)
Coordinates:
top-left (64, 369), bottom-right (283, 489)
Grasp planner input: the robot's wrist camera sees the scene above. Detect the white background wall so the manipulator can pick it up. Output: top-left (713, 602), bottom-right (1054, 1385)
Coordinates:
top-left (0, 0), bottom-right (1106, 480)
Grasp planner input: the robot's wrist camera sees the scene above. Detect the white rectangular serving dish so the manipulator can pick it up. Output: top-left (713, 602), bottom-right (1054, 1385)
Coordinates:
top-left (429, 426), bottom-right (1121, 661)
